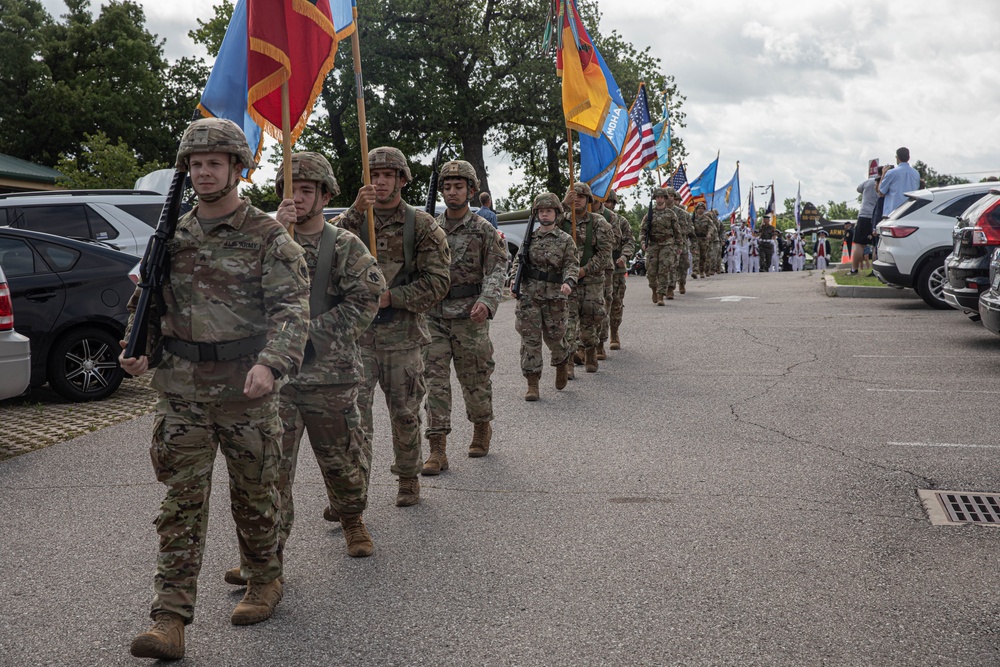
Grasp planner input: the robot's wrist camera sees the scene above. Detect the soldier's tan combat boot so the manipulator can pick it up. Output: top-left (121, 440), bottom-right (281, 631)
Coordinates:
top-left (679, 282), bottom-right (686, 294)
top-left (231, 578), bottom-right (283, 625)
top-left (340, 514), bottom-right (374, 557)
top-left (655, 294), bottom-right (665, 306)
top-left (224, 567), bottom-right (247, 586)
top-left (609, 327), bottom-right (621, 350)
top-left (396, 476), bottom-right (420, 506)
top-left (130, 611), bottom-right (185, 660)
top-left (585, 347), bottom-right (599, 373)
top-left (525, 373), bottom-right (540, 401)
top-left (566, 362), bottom-right (575, 381)
top-left (573, 346), bottom-right (585, 365)
top-left (469, 421), bottom-right (492, 457)
top-left (322, 506), bottom-right (340, 522)
top-left (596, 343), bottom-right (607, 360)
top-left (422, 434), bottom-right (448, 475)
top-left (651, 289), bottom-right (658, 303)
top-left (666, 288), bottom-right (675, 300)
top-left (555, 363), bottom-right (568, 390)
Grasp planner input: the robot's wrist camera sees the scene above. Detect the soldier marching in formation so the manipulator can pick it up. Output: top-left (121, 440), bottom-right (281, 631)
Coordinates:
top-left (604, 190), bottom-right (635, 350)
top-left (641, 186), bottom-right (683, 305)
top-left (421, 160), bottom-right (507, 473)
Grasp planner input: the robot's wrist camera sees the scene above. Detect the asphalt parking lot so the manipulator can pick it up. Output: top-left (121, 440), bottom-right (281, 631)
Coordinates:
top-left (1, 271), bottom-right (998, 666)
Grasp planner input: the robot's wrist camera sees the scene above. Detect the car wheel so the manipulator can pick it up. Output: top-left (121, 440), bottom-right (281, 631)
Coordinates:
top-left (46, 327), bottom-right (124, 402)
top-left (916, 259), bottom-right (950, 310)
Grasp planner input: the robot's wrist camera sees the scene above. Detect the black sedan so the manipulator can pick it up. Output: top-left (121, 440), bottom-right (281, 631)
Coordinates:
top-left (0, 227), bottom-right (138, 401)
top-left (943, 190), bottom-right (1000, 319)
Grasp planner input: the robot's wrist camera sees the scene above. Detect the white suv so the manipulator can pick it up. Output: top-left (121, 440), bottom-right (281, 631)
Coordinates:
top-left (0, 189), bottom-right (166, 257)
top-left (873, 182), bottom-right (995, 308)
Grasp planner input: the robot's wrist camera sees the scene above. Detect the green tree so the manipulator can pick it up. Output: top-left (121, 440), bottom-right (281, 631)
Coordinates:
top-left (55, 131), bottom-right (166, 189)
top-left (912, 160), bottom-right (969, 188)
top-left (817, 200), bottom-right (859, 220)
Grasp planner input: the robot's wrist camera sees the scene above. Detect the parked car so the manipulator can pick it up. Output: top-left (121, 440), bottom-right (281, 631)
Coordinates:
top-left (0, 227), bottom-right (138, 401)
top-left (942, 190), bottom-right (1000, 319)
top-left (978, 249), bottom-right (1000, 336)
top-left (0, 189), bottom-right (174, 258)
top-left (873, 182), bottom-right (996, 308)
top-left (0, 263), bottom-right (31, 400)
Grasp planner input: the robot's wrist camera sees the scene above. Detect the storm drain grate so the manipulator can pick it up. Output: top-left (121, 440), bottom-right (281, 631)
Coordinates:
top-left (917, 489), bottom-right (1000, 526)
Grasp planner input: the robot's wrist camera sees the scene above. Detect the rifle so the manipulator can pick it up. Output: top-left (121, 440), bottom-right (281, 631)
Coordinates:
top-left (122, 167), bottom-right (188, 363)
top-left (643, 198), bottom-right (654, 248)
top-left (510, 214), bottom-right (538, 298)
top-left (425, 139), bottom-right (446, 216)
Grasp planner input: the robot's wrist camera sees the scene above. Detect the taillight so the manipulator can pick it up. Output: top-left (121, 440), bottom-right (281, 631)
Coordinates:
top-left (128, 262), bottom-right (141, 285)
top-left (972, 199), bottom-right (1000, 245)
top-left (880, 225), bottom-right (919, 238)
top-left (0, 282), bottom-right (13, 331)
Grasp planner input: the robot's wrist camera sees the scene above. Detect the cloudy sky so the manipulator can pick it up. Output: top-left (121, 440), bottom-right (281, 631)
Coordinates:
top-left (39, 0), bottom-right (1000, 212)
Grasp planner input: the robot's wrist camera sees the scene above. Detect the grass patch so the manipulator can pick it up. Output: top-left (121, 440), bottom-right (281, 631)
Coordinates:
top-left (830, 269), bottom-right (884, 287)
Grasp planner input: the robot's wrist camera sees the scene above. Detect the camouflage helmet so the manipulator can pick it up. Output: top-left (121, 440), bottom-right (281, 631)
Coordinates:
top-left (694, 201), bottom-right (706, 211)
top-left (652, 187), bottom-right (669, 198)
top-left (369, 146), bottom-right (412, 182)
top-left (439, 159), bottom-right (480, 192)
top-left (606, 189), bottom-right (619, 205)
top-left (567, 181), bottom-right (594, 202)
top-left (175, 118), bottom-right (256, 171)
top-left (275, 151), bottom-right (340, 198)
top-left (532, 192), bottom-right (564, 220)
top-left (665, 186), bottom-right (680, 198)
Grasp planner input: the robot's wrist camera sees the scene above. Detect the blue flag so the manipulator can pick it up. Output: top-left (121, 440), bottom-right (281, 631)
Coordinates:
top-left (712, 166), bottom-right (741, 219)
top-left (576, 21), bottom-right (627, 200)
top-left (689, 157), bottom-right (719, 206)
top-left (748, 187), bottom-right (756, 229)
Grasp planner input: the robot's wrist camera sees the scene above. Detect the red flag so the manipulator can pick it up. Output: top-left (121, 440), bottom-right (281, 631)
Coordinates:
top-left (247, 0), bottom-right (338, 142)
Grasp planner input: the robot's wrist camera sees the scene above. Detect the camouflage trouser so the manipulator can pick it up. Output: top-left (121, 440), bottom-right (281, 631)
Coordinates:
top-left (423, 316), bottom-right (495, 436)
top-left (601, 269), bottom-right (614, 343)
top-left (277, 382), bottom-right (368, 549)
top-left (760, 241), bottom-right (774, 272)
top-left (645, 243), bottom-right (676, 296)
top-left (695, 239), bottom-right (712, 276)
top-left (149, 395), bottom-right (282, 623)
top-left (610, 271), bottom-right (627, 329)
top-left (676, 242), bottom-right (691, 284)
top-left (566, 279), bottom-right (605, 349)
top-left (359, 345), bottom-right (425, 478)
top-left (515, 296), bottom-right (569, 375)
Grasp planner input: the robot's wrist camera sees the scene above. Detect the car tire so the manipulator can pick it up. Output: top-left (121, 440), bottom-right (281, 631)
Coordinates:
top-left (916, 259), bottom-right (951, 310)
top-left (46, 327), bottom-right (124, 402)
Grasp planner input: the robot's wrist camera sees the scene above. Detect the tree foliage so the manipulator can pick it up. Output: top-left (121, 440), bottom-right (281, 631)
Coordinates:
top-left (55, 131), bottom-right (167, 189)
top-left (912, 160), bottom-right (970, 188)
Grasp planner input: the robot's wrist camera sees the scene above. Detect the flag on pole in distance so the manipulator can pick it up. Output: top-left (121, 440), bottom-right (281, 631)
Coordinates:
top-left (197, 0), bottom-right (356, 180)
top-left (664, 164), bottom-right (691, 206)
top-left (611, 83), bottom-right (658, 190)
top-left (645, 91), bottom-right (671, 172)
top-left (555, 0), bottom-right (612, 137)
top-left (764, 184), bottom-right (776, 226)
top-left (712, 165), bottom-right (741, 220)
top-left (247, 0), bottom-right (355, 144)
top-left (689, 157), bottom-right (719, 207)
top-left (794, 181), bottom-right (801, 230)
top-left (748, 188), bottom-right (757, 229)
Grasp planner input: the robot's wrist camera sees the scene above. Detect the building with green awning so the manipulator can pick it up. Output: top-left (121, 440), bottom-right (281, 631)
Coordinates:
top-left (0, 153), bottom-right (63, 193)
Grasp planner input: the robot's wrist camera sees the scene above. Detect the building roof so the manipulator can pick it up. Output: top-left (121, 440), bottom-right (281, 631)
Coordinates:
top-left (0, 153), bottom-right (63, 185)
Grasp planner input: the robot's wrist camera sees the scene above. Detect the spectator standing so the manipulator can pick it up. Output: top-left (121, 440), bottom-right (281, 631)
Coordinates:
top-left (877, 147), bottom-right (921, 218)
top-left (851, 176), bottom-right (878, 273)
top-left (477, 191), bottom-right (499, 229)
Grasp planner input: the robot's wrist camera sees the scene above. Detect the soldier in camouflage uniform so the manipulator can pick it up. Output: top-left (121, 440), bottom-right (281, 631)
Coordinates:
top-left (512, 192), bottom-right (579, 399)
top-left (604, 190), bottom-right (635, 350)
top-left (712, 210), bottom-right (726, 275)
top-left (691, 202), bottom-right (714, 278)
top-left (758, 215), bottom-right (777, 272)
top-left (421, 160), bottom-right (507, 474)
top-left (336, 147), bottom-right (450, 507)
top-left (561, 182), bottom-right (614, 373)
top-left (669, 187), bottom-right (695, 294)
top-left (641, 187), bottom-right (683, 305)
top-left (592, 194), bottom-right (621, 361)
top-left (222, 153), bottom-right (384, 579)
top-left (120, 119), bottom-right (310, 660)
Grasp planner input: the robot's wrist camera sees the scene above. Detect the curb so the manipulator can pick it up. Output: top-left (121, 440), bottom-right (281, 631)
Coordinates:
top-left (823, 274), bottom-right (919, 299)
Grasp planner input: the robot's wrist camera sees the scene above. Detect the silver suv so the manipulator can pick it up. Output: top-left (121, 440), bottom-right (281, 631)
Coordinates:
top-left (0, 189), bottom-right (166, 257)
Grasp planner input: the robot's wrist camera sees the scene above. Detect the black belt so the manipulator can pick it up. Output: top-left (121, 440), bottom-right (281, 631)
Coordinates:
top-left (524, 267), bottom-right (563, 284)
top-left (445, 283), bottom-right (482, 299)
top-left (164, 334), bottom-right (268, 363)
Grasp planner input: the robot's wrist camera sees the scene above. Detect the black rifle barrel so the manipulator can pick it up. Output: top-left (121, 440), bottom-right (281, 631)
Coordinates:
top-left (510, 214), bottom-right (538, 298)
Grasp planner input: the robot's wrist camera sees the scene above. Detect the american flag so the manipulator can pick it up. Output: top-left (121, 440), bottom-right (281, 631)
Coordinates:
top-left (664, 163), bottom-right (692, 206)
top-left (610, 83), bottom-right (657, 190)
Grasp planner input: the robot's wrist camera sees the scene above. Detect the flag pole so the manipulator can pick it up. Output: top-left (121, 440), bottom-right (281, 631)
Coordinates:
top-left (566, 128), bottom-right (577, 239)
top-left (281, 82), bottom-right (294, 239)
top-left (350, 5), bottom-right (377, 260)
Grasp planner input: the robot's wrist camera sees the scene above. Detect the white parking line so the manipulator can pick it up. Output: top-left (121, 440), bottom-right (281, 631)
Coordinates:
top-left (866, 388), bottom-right (1000, 395)
top-left (888, 441), bottom-right (1000, 449)
top-left (854, 355), bottom-right (1000, 359)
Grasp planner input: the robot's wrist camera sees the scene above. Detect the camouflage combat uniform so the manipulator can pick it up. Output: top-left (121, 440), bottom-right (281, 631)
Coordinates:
top-left (609, 208), bottom-right (635, 335)
top-left (276, 224), bottom-right (383, 549)
top-left (424, 208), bottom-right (507, 436)
top-left (692, 210), bottom-right (714, 277)
top-left (758, 221), bottom-right (777, 272)
top-left (641, 205), bottom-right (682, 298)
top-left (673, 203), bottom-right (694, 290)
top-left (130, 199), bottom-right (310, 624)
top-left (513, 224), bottom-right (579, 375)
top-left (562, 210), bottom-right (614, 354)
top-left (595, 204), bottom-right (622, 351)
top-left (337, 203), bottom-right (450, 479)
